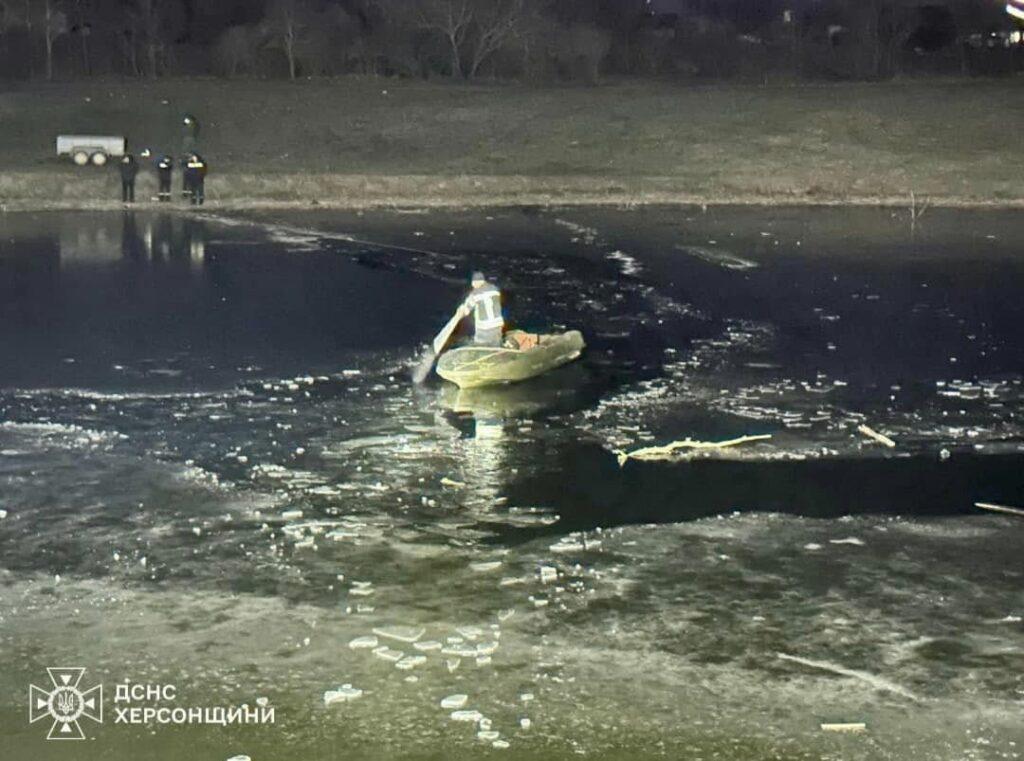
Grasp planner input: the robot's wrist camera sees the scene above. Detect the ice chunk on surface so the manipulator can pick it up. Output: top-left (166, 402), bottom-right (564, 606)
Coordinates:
top-left (395, 655), bottom-right (427, 670)
top-left (373, 625), bottom-right (425, 643)
top-left (372, 646), bottom-right (404, 662)
top-left (440, 694), bottom-right (468, 710)
top-left (450, 710), bottom-right (483, 722)
top-left (470, 561), bottom-right (502, 573)
top-left (349, 636), bottom-right (379, 650)
top-left (323, 684), bottom-right (362, 705)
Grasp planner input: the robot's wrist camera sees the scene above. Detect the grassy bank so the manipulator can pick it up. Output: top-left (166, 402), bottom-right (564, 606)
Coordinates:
top-left (1, 76), bottom-right (1022, 209)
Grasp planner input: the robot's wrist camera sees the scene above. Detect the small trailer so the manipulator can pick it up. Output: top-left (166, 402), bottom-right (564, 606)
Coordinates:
top-left (55, 135), bottom-right (126, 167)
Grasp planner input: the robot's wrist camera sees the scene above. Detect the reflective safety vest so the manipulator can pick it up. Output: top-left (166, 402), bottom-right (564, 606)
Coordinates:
top-left (465, 282), bottom-right (504, 332)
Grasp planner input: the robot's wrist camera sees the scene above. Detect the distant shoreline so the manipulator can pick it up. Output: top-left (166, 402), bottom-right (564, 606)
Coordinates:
top-left (3, 175), bottom-right (1024, 214)
top-left (3, 78), bottom-right (1024, 213)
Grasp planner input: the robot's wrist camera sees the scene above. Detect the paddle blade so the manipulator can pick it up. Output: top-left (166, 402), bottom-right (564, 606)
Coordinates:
top-left (411, 348), bottom-right (436, 385)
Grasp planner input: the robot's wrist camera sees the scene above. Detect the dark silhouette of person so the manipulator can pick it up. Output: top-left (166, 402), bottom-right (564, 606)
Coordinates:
top-left (119, 154), bottom-right (139, 203)
top-left (182, 114), bottom-right (200, 154)
top-left (181, 115), bottom-right (201, 198)
top-left (157, 155), bottom-right (173, 202)
top-left (184, 153), bottom-right (208, 205)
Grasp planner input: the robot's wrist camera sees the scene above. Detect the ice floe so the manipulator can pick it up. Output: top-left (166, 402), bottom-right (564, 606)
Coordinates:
top-left (373, 625), bottom-right (424, 643)
top-left (323, 684), bottom-right (363, 705)
top-left (349, 636), bottom-right (379, 650)
top-left (440, 694), bottom-right (468, 710)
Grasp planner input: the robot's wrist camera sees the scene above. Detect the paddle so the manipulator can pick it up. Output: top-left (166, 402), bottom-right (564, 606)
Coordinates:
top-left (411, 304), bottom-right (467, 384)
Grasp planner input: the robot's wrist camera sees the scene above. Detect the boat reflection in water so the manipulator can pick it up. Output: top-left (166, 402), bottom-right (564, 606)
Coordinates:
top-left (435, 363), bottom-right (597, 512)
top-left (436, 362), bottom-right (594, 420)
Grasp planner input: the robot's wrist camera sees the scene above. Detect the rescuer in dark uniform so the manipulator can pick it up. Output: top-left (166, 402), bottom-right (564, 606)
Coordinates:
top-left (182, 114), bottom-right (200, 154)
top-left (181, 114), bottom-right (200, 198)
top-left (119, 154), bottom-right (139, 203)
top-left (184, 153), bottom-right (208, 205)
top-left (157, 155), bottom-right (173, 202)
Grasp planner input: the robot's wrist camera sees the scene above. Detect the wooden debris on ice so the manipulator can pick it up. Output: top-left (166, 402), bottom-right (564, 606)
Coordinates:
top-left (856, 424), bottom-right (896, 448)
top-left (616, 434), bottom-right (772, 467)
top-left (776, 653), bottom-right (920, 702)
top-left (975, 502), bottom-right (1024, 518)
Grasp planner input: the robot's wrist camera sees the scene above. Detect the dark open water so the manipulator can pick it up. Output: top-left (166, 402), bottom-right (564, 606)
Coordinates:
top-left (0, 206), bottom-right (1022, 760)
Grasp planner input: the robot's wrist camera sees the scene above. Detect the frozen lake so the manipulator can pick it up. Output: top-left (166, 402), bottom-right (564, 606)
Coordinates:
top-left (0, 206), bottom-right (1022, 760)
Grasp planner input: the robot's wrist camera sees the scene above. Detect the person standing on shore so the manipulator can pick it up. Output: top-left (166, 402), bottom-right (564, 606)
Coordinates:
top-left (157, 155), bottom-right (174, 202)
top-left (181, 115), bottom-right (200, 199)
top-left (119, 154), bottom-right (139, 204)
top-left (182, 114), bottom-right (200, 154)
top-left (184, 153), bottom-right (208, 205)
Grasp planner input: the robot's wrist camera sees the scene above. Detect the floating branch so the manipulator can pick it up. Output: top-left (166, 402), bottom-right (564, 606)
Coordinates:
top-left (777, 653), bottom-right (920, 703)
top-left (616, 434), bottom-right (772, 467)
top-left (857, 424), bottom-right (896, 448)
top-left (975, 502), bottom-right (1024, 518)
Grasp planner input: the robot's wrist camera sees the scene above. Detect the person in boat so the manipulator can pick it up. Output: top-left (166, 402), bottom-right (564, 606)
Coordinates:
top-left (458, 271), bottom-right (504, 347)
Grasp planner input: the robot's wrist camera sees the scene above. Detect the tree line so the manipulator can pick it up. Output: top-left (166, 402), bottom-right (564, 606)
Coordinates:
top-left (0, 0), bottom-right (1018, 83)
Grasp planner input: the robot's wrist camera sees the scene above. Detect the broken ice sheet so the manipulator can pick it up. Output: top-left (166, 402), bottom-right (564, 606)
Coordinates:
top-left (470, 560), bottom-right (503, 573)
top-left (323, 684), bottom-right (362, 705)
top-left (350, 581), bottom-right (375, 596)
top-left (440, 694), bottom-right (468, 710)
top-left (372, 646), bottom-right (404, 662)
top-left (549, 538), bottom-right (585, 554)
top-left (348, 635), bottom-right (379, 650)
top-left (395, 655), bottom-right (427, 670)
top-left (373, 625), bottom-right (425, 643)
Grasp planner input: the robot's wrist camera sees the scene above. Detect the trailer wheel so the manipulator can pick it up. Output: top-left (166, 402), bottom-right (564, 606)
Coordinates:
top-left (72, 150), bottom-right (90, 166)
top-left (90, 152), bottom-right (108, 167)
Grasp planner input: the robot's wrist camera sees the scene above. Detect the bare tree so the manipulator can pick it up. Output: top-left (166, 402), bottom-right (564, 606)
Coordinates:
top-left (0, 1), bottom-right (12, 61)
top-left (466, 0), bottom-right (522, 78)
top-left (268, 0), bottom-right (304, 80)
top-left (118, 11), bottom-right (141, 76)
top-left (412, 0), bottom-right (472, 78)
top-left (385, 0), bottom-right (525, 79)
top-left (136, 0), bottom-right (162, 77)
top-left (215, 24), bottom-right (260, 77)
top-left (33, 0), bottom-right (67, 80)
top-left (71, 0), bottom-right (89, 74)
